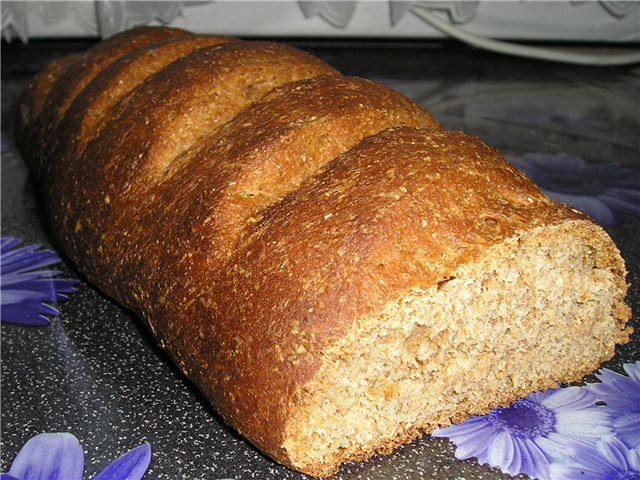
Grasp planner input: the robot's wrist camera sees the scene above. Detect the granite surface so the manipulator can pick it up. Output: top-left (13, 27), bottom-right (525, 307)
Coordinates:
top-left (1, 39), bottom-right (638, 479)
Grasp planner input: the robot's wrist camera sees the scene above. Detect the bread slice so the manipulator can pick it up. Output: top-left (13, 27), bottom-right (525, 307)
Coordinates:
top-left (279, 219), bottom-right (630, 476)
top-left (15, 29), bottom-right (631, 478)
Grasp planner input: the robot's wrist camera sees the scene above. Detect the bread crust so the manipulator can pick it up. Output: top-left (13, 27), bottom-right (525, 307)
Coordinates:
top-left (104, 75), bottom-right (440, 309)
top-left (16, 53), bottom-right (79, 150)
top-left (23, 26), bottom-right (190, 179)
top-left (47, 41), bottom-right (338, 296)
top-left (53, 35), bottom-right (236, 172)
top-left (15, 29), bottom-right (631, 478)
top-left (189, 128), bottom-right (590, 465)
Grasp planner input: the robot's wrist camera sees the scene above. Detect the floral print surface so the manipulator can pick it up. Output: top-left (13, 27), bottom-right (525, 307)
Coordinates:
top-left (548, 438), bottom-right (640, 480)
top-left (506, 152), bottom-right (640, 227)
top-left (587, 362), bottom-right (640, 449)
top-left (432, 386), bottom-right (611, 479)
top-left (1, 432), bottom-right (151, 480)
top-left (433, 362), bottom-right (640, 480)
top-left (0, 237), bottom-right (77, 326)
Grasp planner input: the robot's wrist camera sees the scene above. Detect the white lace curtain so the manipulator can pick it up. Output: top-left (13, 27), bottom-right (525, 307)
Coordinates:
top-left (2, 0), bottom-right (638, 43)
top-left (2, 1), bottom-right (195, 42)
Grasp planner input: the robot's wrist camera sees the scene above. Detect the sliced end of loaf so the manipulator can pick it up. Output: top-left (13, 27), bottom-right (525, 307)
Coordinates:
top-left (281, 219), bottom-right (631, 477)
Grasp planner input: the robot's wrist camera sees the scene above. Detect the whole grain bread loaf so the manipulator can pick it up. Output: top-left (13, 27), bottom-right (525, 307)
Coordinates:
top-left (16, 26), bottom-right (632, 477)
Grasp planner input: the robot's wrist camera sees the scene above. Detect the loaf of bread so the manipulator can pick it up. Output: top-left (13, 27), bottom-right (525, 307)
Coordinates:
top-left (17, 26), bottom-right (632, 477)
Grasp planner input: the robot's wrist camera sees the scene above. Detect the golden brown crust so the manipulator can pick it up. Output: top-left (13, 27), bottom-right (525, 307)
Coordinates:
top-left (25, 27), bottom-right (191, 180)
top-left (16, 54), bottom-right (80, 155)
top-left (47, 41), bottom-right (337, 293)
top-left (103, 75), bottom-right (439, 308)
top-left (44, 26), bottom-right (189, 123)
top-left (52, 34), bottom-right (237, 175)
top-left (185, 128), bottom-right (586, 462)
top-left (14, 29), bottom-right (631, 478)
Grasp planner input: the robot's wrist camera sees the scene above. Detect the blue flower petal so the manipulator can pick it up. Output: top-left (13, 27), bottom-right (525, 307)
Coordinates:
top-left (1, 302), bottom-right (56, 326)
top-left (92, 443), bottom-right (151, 480)
top-left (589, 363), bottom-right (640, 415)
top-left (505, 152), bottom-right (640, 226)
top-left (613, 415), bottom-right (640, 449)
top-left (435, 417), bottom-right (502, 461)
top-left (549, 440), bottom-right (619, 479)
top-left (1, 237), bottom-right (78, 326)
top-left (432, 415), bottom-right (492, 440)
top-left (452, 431), bottom-right (496, 461)
top-left (2, 270), bottom-right (65, 287)
top-left (1, 237), bottom-right (22, 252)
top-left (624, 362), bottom-right (640, 384)
top-left (2, 279), bottom-right (77, 302)
top-left (1, 289), bottom-right (53, 304)
top-left (549, 437), bottom-right (640, 480)
top-left (7, 432), bottom-right (84, 480)
top-left (486, 431), bottom-right (518, 474)
top-left (517, 435), bottom-right (553, 478)
top-left (598, 192), bottom-right (640, 216)
top-left (549, 463), bottom-right (612, 480)
top-left (597, 438), bottom-right (631, 471)
top-left (534, 385), bottom-right (584, 410)
top-left (605, 187), bottom-right (640, 201)
top-left (1, 474), bottom-right (21, 480)
top-left (629, 446), bottom-right (640, 472)
top-left (434, 415), bottom-right (493, 434)
top-left (1, 249), bottom-right (64, 275)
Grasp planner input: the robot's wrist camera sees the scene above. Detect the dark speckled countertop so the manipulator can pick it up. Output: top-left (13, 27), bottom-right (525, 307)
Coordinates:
top-left (1, 39), bottom-right (639, 479)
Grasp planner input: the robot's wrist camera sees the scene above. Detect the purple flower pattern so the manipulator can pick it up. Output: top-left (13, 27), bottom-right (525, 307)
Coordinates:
top-left (432, 386), bottom-right (611, 479)
top-left (433, 363), bottom-right (640, 479)
top-left (548, 438), bottom-right (640, 480)
top-left (505, 152), bottom-right (640, 227)
top-left (587, 362), bottom-right (640, 449)
top-left (1, 237), bottom-right (77, 326)
top-left (1, 432), bottom-right (151, 480)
